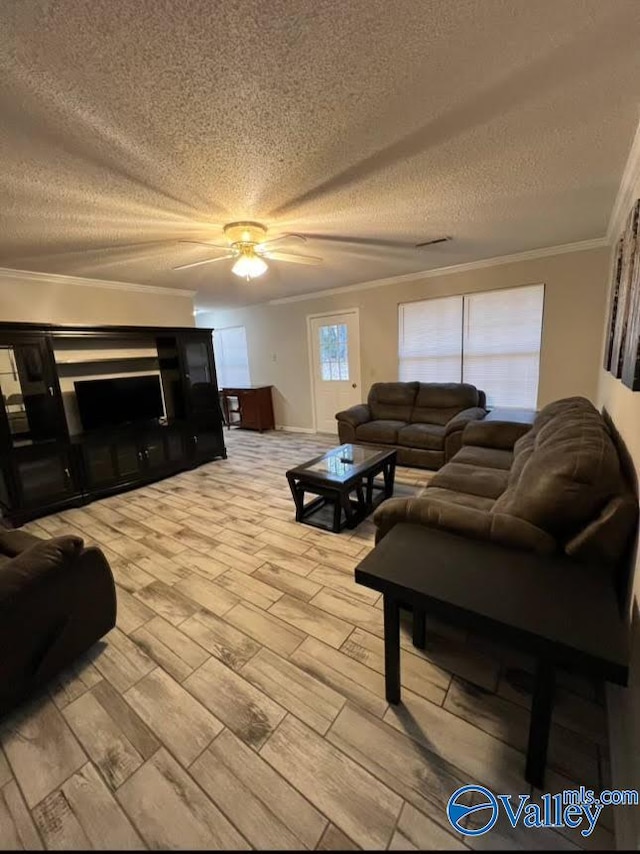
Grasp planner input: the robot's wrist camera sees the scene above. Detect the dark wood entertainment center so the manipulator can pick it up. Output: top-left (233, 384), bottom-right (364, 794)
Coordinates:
top-left (0, 322), bottom-right (226, 526)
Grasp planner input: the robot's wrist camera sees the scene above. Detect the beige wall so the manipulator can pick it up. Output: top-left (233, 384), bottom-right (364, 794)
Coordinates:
top-left (200, 245), bottom-right (609, 429)
top-left (597, 228), bottom-right (640, 847)
top-left (598, 365), bottom-right (640, 602)
top-left (0, 271), bottom-right (195, 327)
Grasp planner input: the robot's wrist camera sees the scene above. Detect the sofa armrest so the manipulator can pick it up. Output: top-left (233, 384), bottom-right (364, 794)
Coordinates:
top-left (0, 536), bottom-right (84, 609)
top-left (462, 419), bottom-right (532, 451)
top-left (373, 496), bottom-right (556, 555)
top-left (444, 407), bottom-right (487, 461)
top-left (0, 529), bottom-right (44, 558)
top-left (0, 538), bottom-right (117, 713)
top-left (335, 404), bottom-right (372, 428)
top-left (445, 407), bottom-right (487, 434)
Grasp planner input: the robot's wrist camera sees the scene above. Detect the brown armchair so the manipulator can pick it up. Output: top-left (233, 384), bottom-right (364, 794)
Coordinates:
top-left (0, 530), bottom-right (117, 716)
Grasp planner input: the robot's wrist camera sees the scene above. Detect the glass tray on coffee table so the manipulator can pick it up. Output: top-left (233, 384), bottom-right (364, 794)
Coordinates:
top-left (286, 443), bottom-right (397, 533)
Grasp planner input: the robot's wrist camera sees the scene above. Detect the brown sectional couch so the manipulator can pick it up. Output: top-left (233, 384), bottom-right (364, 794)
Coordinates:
top-left (374, 397), bottom-right (638, 566)
top-left (336, 381), bottom-right (487, 469)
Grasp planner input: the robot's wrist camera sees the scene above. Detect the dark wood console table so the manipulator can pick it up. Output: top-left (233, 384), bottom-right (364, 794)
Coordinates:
top-left (221, 386), bottom-right (274, 432)
top-left (355, 523), bottom-right (629, 788)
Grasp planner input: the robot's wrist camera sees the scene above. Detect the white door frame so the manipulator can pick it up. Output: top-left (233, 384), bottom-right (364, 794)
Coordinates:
top-left (306, 307), bottom-right (361, 433)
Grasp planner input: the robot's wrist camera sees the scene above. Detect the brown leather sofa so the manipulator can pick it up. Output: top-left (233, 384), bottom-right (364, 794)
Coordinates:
top-left (336, 381), bottom-right (487, 469)
top-left (0, 530), bottom-right (117, 716)
top-left (374, 397), bottom-right (638, 565)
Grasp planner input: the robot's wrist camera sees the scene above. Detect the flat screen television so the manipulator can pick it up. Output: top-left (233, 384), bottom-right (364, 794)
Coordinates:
top-left (74, 375), bottom-right (164, 432)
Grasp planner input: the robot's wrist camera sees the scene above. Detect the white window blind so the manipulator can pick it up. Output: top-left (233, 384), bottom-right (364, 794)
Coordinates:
top-left (398, 284), bottom-right (544, 408)
top-left (463, 285), bottom-right (544, 408)
top-left (398, 296), bottom-right (463, 382)
top-left (213, 326), bottom-right (250, 388)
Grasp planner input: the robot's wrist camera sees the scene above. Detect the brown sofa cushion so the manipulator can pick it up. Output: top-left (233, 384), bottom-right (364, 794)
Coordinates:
top-left (463, 419), bottom-right (532, 451)
top-left (374, 495), bottom-right (556, 554)
top-left (368, 382), bottom-right (418, 421)
top-left (454, 446), bottom-right (514, 471)
top-left (492, 400), bottom-right (625, 542)
top-left (355, 420), bottom-right (407, 444)
top-left (397, 423), bottom-right (445, 451)
top-left (425, 486), bottom-right (495, 512)
top-left (411, 383), bottom-right (480, 425)
top-left (430, 461), bottom-right (509, 500)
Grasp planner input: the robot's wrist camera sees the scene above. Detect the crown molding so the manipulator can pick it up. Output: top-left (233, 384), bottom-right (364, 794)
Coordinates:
top-left (607, 114), bottom-right (640, 244)
top-left (268, 237), bottom-right (608, 305)
top-left (0, 266), bottom-right (195, 298)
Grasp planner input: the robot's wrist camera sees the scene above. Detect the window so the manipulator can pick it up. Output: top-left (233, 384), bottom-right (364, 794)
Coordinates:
top-left (319, 323), bottom-right (349, 381)
top-left (398, 284), bottom-right (544, 408)
top-left (212, 326), bottom-right (250, 388)
top-left (398, 296), bottom-right (463, 383)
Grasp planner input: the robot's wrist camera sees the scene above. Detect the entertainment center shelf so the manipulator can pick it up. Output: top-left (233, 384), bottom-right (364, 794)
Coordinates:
top-left (0, 321), bottom-right (226, 526)
top-left (55, 356), bottom-right (159, 365)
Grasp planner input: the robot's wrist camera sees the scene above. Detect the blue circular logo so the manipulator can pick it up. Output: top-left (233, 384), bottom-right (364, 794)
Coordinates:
top-left (447, 785), bottom-right (499, 836)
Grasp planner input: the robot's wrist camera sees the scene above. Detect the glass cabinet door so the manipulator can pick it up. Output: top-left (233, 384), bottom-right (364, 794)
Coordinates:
top-left (181, 336), bottom-right (219, 417)
top-left (0, 342), bottom-right (64, 448)
top-left (183, 338), bottom-right (212, 386)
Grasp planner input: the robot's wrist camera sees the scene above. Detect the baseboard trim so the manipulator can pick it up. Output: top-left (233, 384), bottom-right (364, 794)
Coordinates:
top-left (275, 425), bottom-right (316, 434)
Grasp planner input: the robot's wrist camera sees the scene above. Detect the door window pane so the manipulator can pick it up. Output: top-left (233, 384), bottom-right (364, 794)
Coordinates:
top-left (319, 324), bottom-right (349, 381)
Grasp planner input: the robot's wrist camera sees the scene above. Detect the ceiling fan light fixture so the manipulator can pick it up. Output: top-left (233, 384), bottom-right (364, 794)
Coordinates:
top-left (232, 252), bottom-right (268, 280)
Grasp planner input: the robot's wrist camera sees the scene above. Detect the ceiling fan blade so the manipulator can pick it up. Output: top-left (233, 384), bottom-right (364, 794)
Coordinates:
top-left (415, 236), bottom-right (452, 248)
top-left (266, 250), bottom-right (323, 266)
top-left (178, 240), bottom-right (231, 250)
top-left (172, 254), bottom-right (232, 271)
top-left (293, 233), bottom-right (452, 250)
top-left (293, 233), bottom-right (411, 249)
top-left (257, 233), bottom-right (307, 249)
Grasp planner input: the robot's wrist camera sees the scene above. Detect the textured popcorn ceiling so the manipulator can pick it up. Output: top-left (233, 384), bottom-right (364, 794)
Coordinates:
top-left (1, 0), bottom-right (640, 308)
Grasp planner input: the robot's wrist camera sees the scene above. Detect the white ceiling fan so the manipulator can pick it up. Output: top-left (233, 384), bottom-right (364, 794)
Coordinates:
top-left (172, 221), bottom-right (453, 281)
top-left (172, 221), bottom-right (322, 281)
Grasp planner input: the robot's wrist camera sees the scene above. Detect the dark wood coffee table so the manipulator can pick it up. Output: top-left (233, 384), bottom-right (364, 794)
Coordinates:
top-left (286, 444), bottom-right (397, 533)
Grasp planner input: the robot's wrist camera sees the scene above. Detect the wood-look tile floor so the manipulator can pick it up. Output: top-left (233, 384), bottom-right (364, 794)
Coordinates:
top-left (0, 430), bottom-right (613, 850)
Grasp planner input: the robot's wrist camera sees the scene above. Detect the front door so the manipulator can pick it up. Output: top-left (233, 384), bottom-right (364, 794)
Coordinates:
top-left (309, 311), bottom-right (361, 434)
